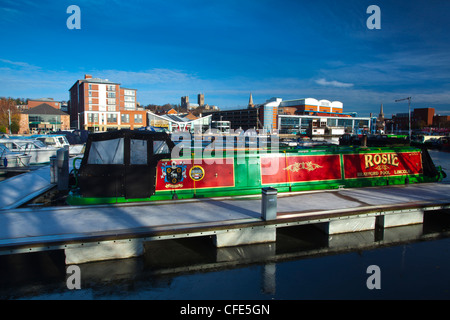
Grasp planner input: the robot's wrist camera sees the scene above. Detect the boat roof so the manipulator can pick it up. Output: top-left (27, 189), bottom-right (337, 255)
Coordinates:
top-left (86, 129), bottom-right (172, 141)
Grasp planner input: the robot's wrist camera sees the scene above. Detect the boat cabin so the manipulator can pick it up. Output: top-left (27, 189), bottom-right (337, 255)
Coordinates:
top-left (33, 134), bottom-right (70, 149)
top-left (77, 130), bottom-right (174, 199)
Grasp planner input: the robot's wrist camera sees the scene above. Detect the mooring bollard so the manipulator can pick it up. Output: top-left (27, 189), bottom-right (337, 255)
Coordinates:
top-left (362, 134), bottom-right (368, 147)
top-left (262, 187), bottom-right (277, 221)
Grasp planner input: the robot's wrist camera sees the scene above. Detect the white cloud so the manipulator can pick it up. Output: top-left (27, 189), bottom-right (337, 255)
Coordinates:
top-left (315, 78), bottom-right (354, 88)
top-left (91, 68), bottom-right (197, 85)
top-left (0, 58), bottom-right (39, 70)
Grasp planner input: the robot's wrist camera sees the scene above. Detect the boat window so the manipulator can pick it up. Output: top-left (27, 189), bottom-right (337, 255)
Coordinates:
top-left (38, 137), bottom-right (55, 145)
top-left (33, 140), bottom-right (48, 148)
top-left (16, 142), bottom-right (35, 149)
top-left (130, 139), bottom-right (147, 165)
top-left (153, 140), bottom-right (170, 154)
top-left (87, 138), bottom-right (124, 165)
top-left (58, 137), bottom-right (65, 145)
top-left (2, 142), bottom-right (13, 149)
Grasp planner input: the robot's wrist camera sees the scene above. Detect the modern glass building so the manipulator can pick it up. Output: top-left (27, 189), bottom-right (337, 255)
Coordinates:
top-left (278, 114), bottom-right (372, 135)
top-left (147, 112), bottom-right (212, 133)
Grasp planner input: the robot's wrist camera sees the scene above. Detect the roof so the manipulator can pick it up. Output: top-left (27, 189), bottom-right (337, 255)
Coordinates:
top-left (69, 78), bottom-right (120, 91)
top-left (163, 114), bottom-right (189, 122)
top-left (22, 103), bottom-right (69, 116)
top-left (184, 113), bottom-right (198, 120)
top-left (148, 111), bottom-right (210, 124)
top-left (29, 98), bottom-right (58, 102)
top-left (81, 78), bottom-right (119, 85)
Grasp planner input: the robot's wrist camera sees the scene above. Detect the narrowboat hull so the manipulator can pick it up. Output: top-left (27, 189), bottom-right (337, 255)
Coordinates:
top-left (66, 131), bottom-right (445, 206)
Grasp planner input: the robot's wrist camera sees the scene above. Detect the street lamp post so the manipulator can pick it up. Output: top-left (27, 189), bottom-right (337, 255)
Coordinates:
top-left (8, 109), bottom-right (11, 134)
top-left (395, 97), bottom-right (412, 142)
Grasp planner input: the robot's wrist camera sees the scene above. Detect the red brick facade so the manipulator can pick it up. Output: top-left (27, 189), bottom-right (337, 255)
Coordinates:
top-left (69, 75), bottom-right (144, 131)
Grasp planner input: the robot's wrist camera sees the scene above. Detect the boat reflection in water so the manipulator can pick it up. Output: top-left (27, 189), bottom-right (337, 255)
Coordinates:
top-left (0, 209), bottom-right (449, 300)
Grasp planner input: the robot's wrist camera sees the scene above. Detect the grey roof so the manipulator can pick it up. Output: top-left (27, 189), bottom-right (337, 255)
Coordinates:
top-left (29, 98), bottom-right (59, 102)
top-left (81, 78), bottom-right (119, 85)
top-left (162, 114), bottom-right (189, 122)
top-left (22, 103), bottom-right (69, 116)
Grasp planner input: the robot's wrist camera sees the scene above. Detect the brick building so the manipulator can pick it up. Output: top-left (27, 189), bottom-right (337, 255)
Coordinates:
top-left (391, 107), bottom-right (439, 131)
top-left (413, 107), bottom-right (435, 126)
top-left (68, 75), bottom-right (146, 131)
top-left (278, 98), bottom-right (345, 115)
top-left (206, 97), bottom-right (351, 134)
top-left (433, 115), bottom-right (450, 128)
top-left (19, 103), bottom-right (70, 134)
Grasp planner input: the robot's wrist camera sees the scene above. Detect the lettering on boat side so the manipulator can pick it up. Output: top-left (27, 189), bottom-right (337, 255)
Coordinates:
top-left (364, 153), bottom-right (399, 169)
top-left (344, 152), bottom-right (422, 179)
top-left (284, 161), bottom-right (323, 173)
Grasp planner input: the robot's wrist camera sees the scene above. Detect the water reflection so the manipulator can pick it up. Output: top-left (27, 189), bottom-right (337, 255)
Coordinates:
top-left (0, 209), bottom-right (449, 300)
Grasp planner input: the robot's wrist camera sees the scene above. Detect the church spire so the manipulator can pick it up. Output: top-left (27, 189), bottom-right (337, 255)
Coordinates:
top-left (379, 103), bottom-right (384, 118)
top-left (248, 93), bottom-right (254, 108)
top-left (376, 103), bottom-right (386, 133)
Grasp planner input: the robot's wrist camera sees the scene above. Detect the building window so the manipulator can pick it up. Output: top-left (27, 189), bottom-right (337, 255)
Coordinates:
top-left (89, 91), bottom-right (92, 97)
top-left (124, 102), bottom-right (135, 110)
top-left (134, 114), bottom-right (143, 123)
top-left (124, 90), bottom-right (135, 96)
top-left (107, 113), bottom-right (117, 123)
top-left (107, 92), bottom-right (116, 98)
top-left (121, 114), bottom-right (130, 123)
top-left (89, 84), bottom-right (92, 90)
top-left (124, 96), bottom-right (135, 102)
top-left (88, 113), bottom-right (99, 123)
top-left (107, 106), bottom-right (116, 112)
top-left (107, 99), bottom-right (116, 105)
top-left (108, 85), bottom-right (116, 91)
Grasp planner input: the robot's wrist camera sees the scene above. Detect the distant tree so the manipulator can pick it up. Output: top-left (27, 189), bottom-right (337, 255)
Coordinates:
top-left (0, 97), bottom-right (20, 133)
top-left (10, 121), bottom-right (20, 134)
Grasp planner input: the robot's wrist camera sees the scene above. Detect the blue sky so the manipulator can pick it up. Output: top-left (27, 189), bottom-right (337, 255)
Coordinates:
top-left (1, 0), bottom-right (450, 116)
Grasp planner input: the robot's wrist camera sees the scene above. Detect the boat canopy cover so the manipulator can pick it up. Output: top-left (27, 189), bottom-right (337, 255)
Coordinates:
top-left (78, 130), bottom-right (174, 199)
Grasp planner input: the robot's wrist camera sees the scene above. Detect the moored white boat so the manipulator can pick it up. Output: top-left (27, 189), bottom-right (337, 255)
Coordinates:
top-left (0, 144), bottom-right (32, 169)
top-left (0, 138), bottom-right (58, 164)
top-left (33, 134), bottom-right (85, 156)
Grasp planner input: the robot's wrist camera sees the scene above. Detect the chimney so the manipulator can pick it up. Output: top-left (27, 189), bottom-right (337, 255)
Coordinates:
top-left (84, 74), bottom-right (92, 79)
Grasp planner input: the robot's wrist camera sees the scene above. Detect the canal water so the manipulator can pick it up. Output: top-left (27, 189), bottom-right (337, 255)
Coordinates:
top-left (0, 150), bottom-right (449, 301)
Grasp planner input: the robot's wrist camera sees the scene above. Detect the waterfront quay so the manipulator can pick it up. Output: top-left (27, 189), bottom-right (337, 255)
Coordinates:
top-left (0, 174), bottom-right (449, 264)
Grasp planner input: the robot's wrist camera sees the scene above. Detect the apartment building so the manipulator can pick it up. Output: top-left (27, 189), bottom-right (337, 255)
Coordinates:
top-left (68, 75), bottom-right (146, 131)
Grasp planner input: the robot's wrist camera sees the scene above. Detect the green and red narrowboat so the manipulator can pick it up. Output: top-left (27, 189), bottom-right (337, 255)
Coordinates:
top-left (66, 130), bottom-right (446, 206)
